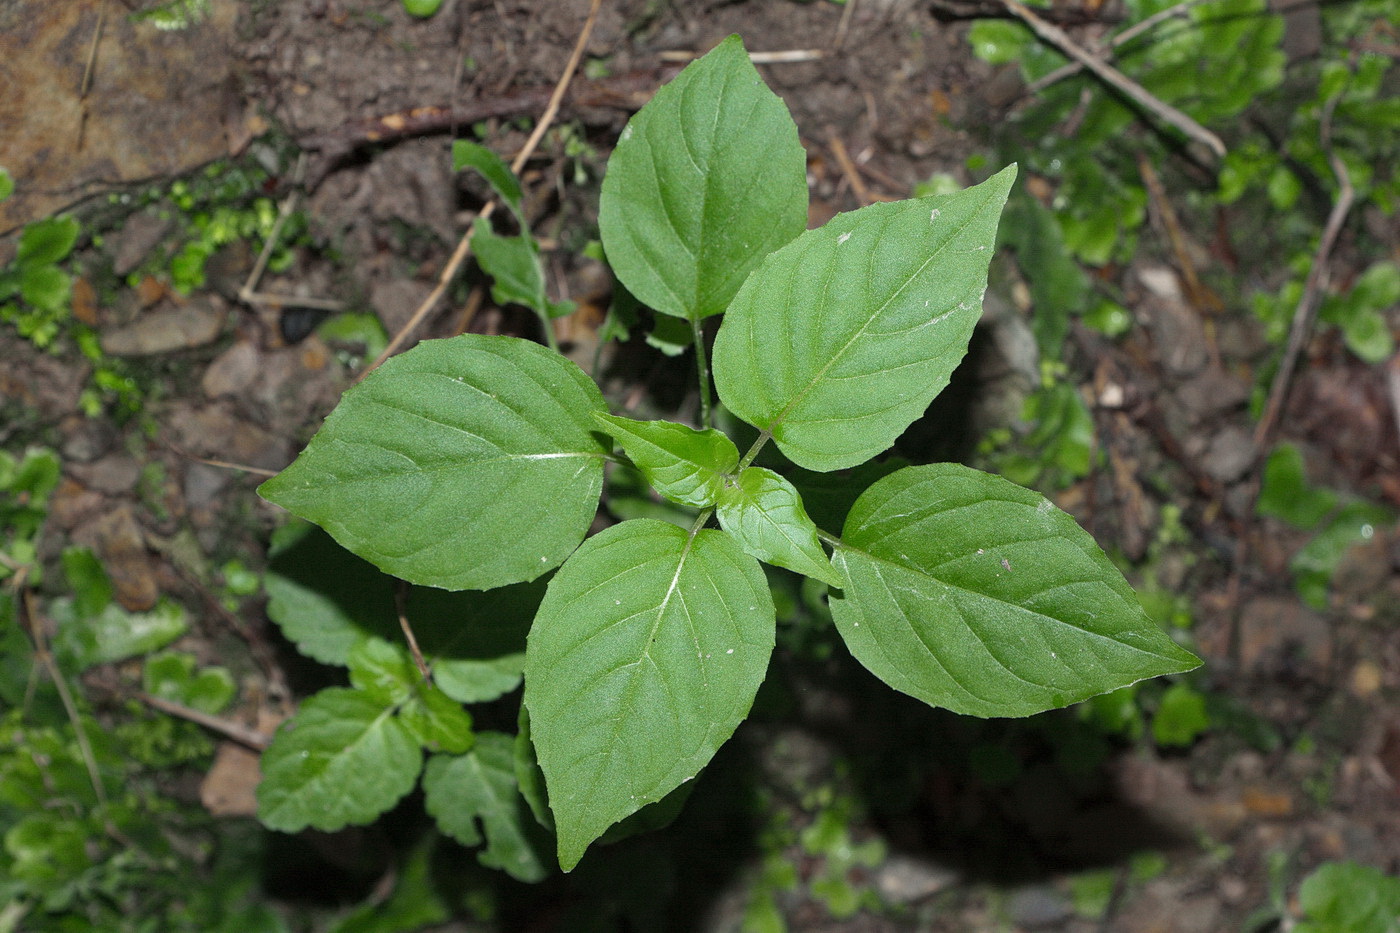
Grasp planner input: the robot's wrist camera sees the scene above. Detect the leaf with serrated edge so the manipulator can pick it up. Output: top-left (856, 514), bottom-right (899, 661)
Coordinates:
top-left (524, 519), bottom-right (775, 870)
top-left (258, 335), bottom-right (608, 591)
top-left (595, 413), bottom-right (739, 508)
top-left (598, 35), bottom-right (807, 321)
top-left (257, 688), bottom-right (422, 832)
top-left (713, 167), bottom-right (1017, 472)
top-left (348, 637), bottom-right (418, 706)
top-left (830, 464), bottom-right (1200, 718)
top-left (424, 733), bottom-right (551, 882)
top-left (399, 685), bottom-right (474, 755)
top-left (716, 467), bottom-right (844, 587)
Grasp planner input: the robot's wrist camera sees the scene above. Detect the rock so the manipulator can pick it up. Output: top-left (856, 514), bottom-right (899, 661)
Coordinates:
top-left (1201, 426), bottom-right (1256, 484)
top-left (1237, 595), bottom-right (1331, 674)
top-left (84, 505), bottom-right (158, 612)
top-left (1138, 265), bottom-right (1210, 378)
top-left (370, 278), bottom-right (435, 335)
top-left (59, 414), bottom-right (120, 463)
top-left (101, 300), bottom-right (228, 356)
top-left (67, 453), bottom-right (141, 495)
top-left (111, 210), bottom-right (175, 276)
top-left (873, 856), bottom-right (958, 906)
top-left (202, 339), bottom-right (262, 398)
top-left (1007, 884), bottom-right (1072, 928)
top-left (1174, 366), bottom-right (1249, 422)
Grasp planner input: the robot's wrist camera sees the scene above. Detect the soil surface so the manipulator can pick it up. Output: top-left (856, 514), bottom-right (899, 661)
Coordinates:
top-left (4, 1), bottom-right (1399, 931)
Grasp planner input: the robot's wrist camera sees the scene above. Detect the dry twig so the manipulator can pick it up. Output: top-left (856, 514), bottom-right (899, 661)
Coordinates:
top-left (1000, 0), bottom-right (1226, 162)
top-left (139, 693), bottom-right (272, 750)
top-left (1024, 0), bottom-right (1217, 96)
top-left (1251, 93), bottom-right (1355, 457)
top-left (363, 0), bottom-right (606, 375)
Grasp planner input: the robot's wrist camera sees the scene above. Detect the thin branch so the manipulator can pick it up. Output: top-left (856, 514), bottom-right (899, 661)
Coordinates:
top-left (826, 127), bottom-right (877, 206)
top-left (395, 583), bottom-right (432, 683)
top-left (363, 0), bottom-right (605, 375)
top-left (17, 582), bottom-right (121, 841)
top-left (1025, 0), bottom-right (1217, 95)
top-left (691, 316), bottom-right (713, 429)
top-left (1252, 92), bottom-right (1354, 456)
top-left (1001, 0), bottom-right (1226, 162)
top-left (138, 694), bottom-right (271, 750)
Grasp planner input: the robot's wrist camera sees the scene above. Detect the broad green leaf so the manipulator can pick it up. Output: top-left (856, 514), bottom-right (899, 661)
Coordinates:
top-left (423, 733), bottom-right (551, 882)
top-left (263, 523), bottom-right (401, 665)
top-left (598, 34), bottom-right (807, 321)
top-left (472, 217), bottom-right (575, 320)
top-left (1257, 444), bottom-right (1336, 530)
top-left (258, 688), bottom-right (422, 833)
top-left (259, 335), bottom-right (609, 591)
top-left (524, 519), bottom-right (775, 869)
top-left (715, 467), bottom-right (843, 587)
top-left (1290, 501), bottom-right (1393, 609)
top-left (398, 684), bottom-right (474, 754)
top-left (51, 597), bottom-right (188, 671)
top-left (829, 464), bottom-right (1200, 718)
top-left (142, 652), bottom-right (236, 715)
top-left (20, 264), bottom-right (70, 312)
top-left (0, 168), bottom-right (12, 202)
top-left (1151, 682), bottom-right (1210, 747)
top-left (1297, 860), bottom-right (1400, 933)
top-left (713, 167), bottom-right (1017, 472)
top-left (348, 637), bottom-right (419, 706)
top-left (594, 413), bottom-right (739, 507)
top-left (452, 141), bottom-right (523, 221)
top-left (513, 704), bottom-right (553, 831)
top-left (17, 216), bottom-right (79, 267)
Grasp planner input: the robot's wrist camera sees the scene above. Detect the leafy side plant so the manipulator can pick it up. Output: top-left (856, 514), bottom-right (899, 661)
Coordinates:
top-left (258, 35), bottom-right (1199, 872)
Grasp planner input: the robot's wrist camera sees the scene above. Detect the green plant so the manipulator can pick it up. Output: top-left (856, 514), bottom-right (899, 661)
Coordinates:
top-left (256, 36), bottom-right (1199, 873)
top-left (1257, 442), bottom-right (1395, 608)
top-left (401, 0), bottom-right (443, 18)
top-left (0, 215), bottom-right (80, 350)
top-left (1294, 860), bottom-right (1400, 933)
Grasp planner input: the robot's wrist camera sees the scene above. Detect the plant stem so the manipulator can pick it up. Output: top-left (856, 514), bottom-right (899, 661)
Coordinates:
top-left (816, 528), bottom-right (845, 550)
top-left (691, 316), bottom-right (712, 429)
top-left (736, 430), bottom-right (772, 472)
top-left (539, 312), bottom-right (561, 353)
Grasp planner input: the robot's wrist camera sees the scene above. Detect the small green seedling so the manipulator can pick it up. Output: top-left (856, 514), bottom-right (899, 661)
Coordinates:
top-left (257, 36), bottom-right (1199, 872)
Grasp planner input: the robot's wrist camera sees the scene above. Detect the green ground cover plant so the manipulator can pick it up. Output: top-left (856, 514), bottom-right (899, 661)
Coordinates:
top-left (256, 36), bottom-right (1199, 873)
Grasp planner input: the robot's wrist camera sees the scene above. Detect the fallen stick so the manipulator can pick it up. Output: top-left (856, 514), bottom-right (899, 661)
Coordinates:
top-left (1251, 94), bottom-right (1354, 457)
top-left (1001, 0), bottom-right (1226, 162)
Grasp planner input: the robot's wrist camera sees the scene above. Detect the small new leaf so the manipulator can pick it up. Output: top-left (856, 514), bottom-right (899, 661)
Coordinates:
top-left (423, 733), bottom-right (551, 882)
top-left (258, 335), bottom-right (609, 591)
top-left (348, 637), bottom-right (419, 706)
top-left (594, 413), bottom-right (739, 507)
top-left (258, 688), bottom-right (422, 833)
top-left (830, 464), bottom-right (1200, 718)
top-left (716, 467), bottom-right (844, 587)
top-left (472, 217), bottom-right (576, 321)
top-left (452, 141), bottom-right (524, 222)
top-left (524, 519), bottom-right (775, 870)
top-left (713, 167), bottom-right (1017, 471)
top-left (399, 685), bottom-right (475, 755)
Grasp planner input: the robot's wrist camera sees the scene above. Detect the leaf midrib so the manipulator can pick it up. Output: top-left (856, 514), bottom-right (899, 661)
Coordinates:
top-left (766, 192), bottom-right (997, 435)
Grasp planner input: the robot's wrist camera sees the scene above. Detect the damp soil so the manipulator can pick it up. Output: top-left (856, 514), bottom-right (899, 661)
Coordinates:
top-left (4, 1), bottom-right (1399, 931)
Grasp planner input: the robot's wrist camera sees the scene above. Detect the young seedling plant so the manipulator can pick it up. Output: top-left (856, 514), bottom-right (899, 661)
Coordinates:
top-left (256, 36), bottom-right (1200, 874)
